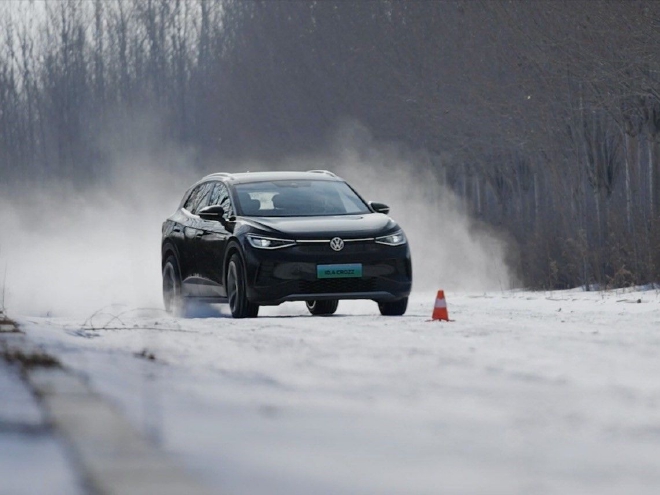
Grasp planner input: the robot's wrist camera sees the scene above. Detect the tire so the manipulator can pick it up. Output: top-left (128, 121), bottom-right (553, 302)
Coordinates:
top-left (163, 255), bottom-right (186, 316)
top-left (378, 297), bottom-right (408, 316)
top-left (227, 253), bottom-right (259, 318)
top-left (305, 299), bottom-right (339, 316)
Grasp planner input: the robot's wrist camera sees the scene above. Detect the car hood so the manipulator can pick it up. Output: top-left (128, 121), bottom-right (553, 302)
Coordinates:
top-left (243, 213), bottom-right (397, 239)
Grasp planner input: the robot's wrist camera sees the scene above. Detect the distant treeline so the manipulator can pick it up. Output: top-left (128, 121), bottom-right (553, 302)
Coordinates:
top-left (1, 0), bottom-right (659, 289)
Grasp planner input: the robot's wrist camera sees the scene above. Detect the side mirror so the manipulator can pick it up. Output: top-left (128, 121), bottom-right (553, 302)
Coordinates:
top-left (198, 205), bottom-right (225, 221)
top-left (369, 201), bottom-right (390, 214)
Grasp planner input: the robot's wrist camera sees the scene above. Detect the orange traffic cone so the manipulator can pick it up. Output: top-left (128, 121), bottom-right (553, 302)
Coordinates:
top-left (431, 290), bottom-right (450, 321)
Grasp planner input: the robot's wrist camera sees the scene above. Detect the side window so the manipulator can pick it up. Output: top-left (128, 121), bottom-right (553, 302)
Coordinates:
top-left (208, 182), bottom-right (234, 220)
top-left (194, 183), bottom-right (215, 213)
top-left (207, 182), bottom-right (223, 207)
top-left (183, 183), bottom-right (213, 214)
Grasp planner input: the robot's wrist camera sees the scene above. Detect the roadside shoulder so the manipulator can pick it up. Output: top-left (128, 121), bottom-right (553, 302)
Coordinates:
top-left (1, 315), bottom-right (212, 495)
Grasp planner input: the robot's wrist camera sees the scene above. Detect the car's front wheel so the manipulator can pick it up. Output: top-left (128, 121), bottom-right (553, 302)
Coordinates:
top-left (227, 253), bottom-right (259, 318)
top-left (163, 255), bottom-right (186, 316)
top-left (378, 297), bottom-right (408, 316)
top-left (305, 300), bottom-right (339, 316)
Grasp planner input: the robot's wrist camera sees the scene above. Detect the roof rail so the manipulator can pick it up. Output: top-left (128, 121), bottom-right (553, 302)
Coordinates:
top-left (203, 172), bottom-right (236, 180)
top-left (307, 170), bottom-right (338, 178)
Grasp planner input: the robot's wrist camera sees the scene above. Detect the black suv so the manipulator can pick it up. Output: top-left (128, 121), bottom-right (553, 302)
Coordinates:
top-left (161, 171), bottom-right (412, 318)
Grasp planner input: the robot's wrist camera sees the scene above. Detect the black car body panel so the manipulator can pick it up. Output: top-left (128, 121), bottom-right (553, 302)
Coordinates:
top-left (162, 171), bottom-right (412, 312)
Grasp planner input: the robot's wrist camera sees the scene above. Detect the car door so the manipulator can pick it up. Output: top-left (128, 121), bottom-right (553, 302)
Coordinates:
top-left (180, 182), bottom-right (214, 296)
top-left (196, 181), bottom-right (234, 298)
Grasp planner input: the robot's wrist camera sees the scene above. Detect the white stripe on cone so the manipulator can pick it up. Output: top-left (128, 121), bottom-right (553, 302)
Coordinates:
top-left (435, 299), bottom-right (447, 308)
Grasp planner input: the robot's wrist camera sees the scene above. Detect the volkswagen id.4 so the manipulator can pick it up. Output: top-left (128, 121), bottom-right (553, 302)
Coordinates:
top-left (161, 170), bottom-right (412, 318)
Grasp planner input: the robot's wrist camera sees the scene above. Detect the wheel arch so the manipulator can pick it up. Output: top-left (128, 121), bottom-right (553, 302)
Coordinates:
top-left (222, 238), bottom-right (244, 288)
top-left (161, 241), bottom-right (180, 268)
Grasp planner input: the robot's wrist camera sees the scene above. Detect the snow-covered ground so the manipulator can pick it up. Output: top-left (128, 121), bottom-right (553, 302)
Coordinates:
top-left (15, 289), bottom-right (660, 495)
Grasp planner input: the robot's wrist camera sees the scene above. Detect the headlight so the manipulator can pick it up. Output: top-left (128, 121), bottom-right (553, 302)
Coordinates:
top-left (247, 234), bottom-right (296, 249)
top-left (375, 230), bottom-right (407, 246)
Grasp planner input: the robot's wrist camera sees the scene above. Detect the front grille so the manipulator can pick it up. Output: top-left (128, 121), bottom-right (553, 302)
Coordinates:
top-left (299, 278), bottom-right (376, 294)
top-left (297, 242), bottom-right (379, 254)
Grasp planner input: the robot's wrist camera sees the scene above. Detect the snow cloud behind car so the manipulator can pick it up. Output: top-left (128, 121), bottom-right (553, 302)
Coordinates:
top-left (0, 120), bottom-right (514, 317)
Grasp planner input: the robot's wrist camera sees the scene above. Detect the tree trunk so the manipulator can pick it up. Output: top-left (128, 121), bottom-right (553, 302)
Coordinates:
top-left (649, 134), bottom-right (654, 223)
top-left (594, 188), bottom-right (602, 247)
top-left (624, 133), bottom-right (634, 233)
top-left (475, 177), bottom-right (482, 217)
top-left (652, 138), bottom-right (660, 223)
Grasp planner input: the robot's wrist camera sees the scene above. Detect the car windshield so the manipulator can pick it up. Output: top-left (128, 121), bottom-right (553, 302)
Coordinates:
top-left (234, 180), bottom-right (371, 217)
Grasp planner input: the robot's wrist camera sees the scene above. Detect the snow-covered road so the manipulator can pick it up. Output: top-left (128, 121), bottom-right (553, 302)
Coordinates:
top-left (16, 289), bottom-right (660, 495)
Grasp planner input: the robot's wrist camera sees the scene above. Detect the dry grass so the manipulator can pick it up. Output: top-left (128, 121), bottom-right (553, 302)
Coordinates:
top-left (135, 348), bottom-right (156, 361)
top-left (0, 314), bottom-right (20, 333)
top-left (0, 316), bottom-right (59, 369)
top-left (0, 347), bottom-right (61, 370)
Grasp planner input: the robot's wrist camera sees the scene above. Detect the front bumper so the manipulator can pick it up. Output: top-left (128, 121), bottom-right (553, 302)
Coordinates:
top-left (242, 240), bottom-right (412, 305)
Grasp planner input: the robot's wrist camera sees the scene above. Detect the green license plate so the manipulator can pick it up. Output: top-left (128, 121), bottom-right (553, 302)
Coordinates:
top-left (317, 263), bottom-right (363, 279)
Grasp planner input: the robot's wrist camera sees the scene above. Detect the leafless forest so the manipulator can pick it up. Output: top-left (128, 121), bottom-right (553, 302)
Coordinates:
top-left (1, 0), bottom-right (659, 289)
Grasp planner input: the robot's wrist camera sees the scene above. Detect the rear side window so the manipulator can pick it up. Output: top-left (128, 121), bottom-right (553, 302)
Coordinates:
top-left (183, 182), bottom-right (214, 214)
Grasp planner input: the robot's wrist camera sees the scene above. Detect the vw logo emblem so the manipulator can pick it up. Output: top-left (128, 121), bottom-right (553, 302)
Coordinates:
top-left (330, 237), bottom-right (344, 251)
